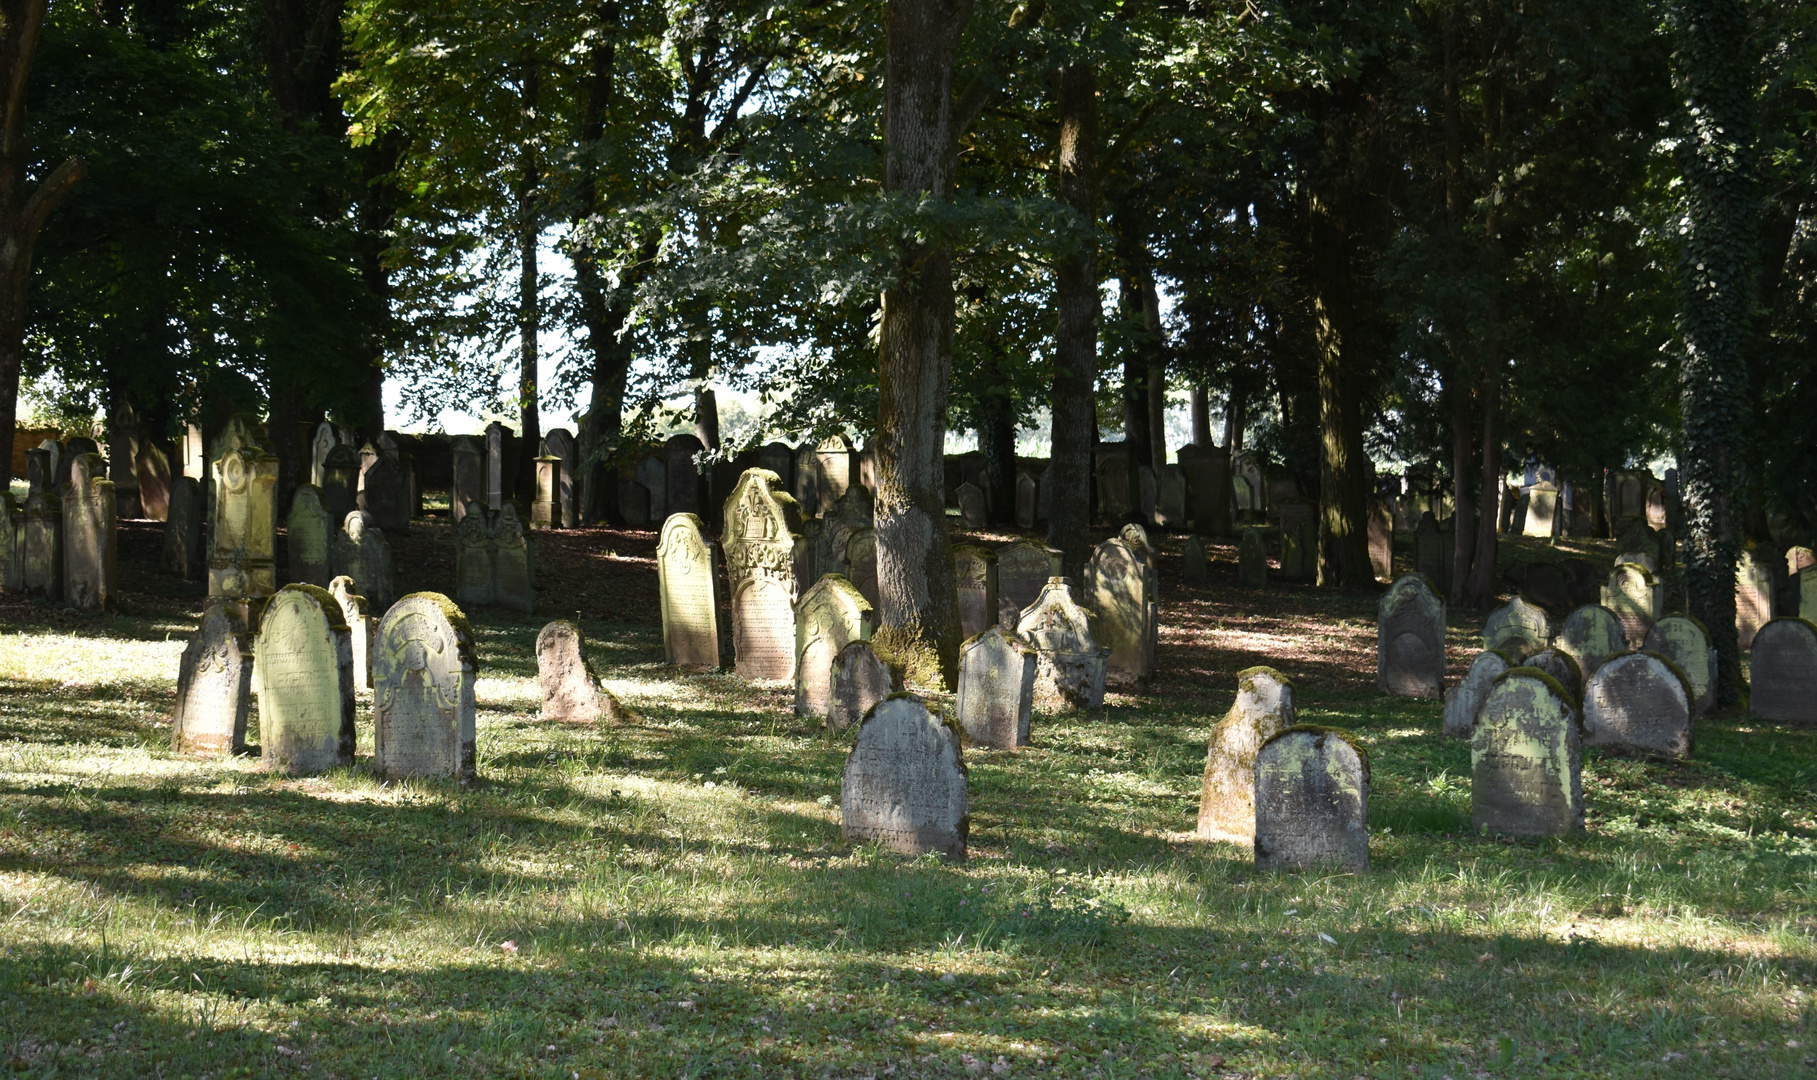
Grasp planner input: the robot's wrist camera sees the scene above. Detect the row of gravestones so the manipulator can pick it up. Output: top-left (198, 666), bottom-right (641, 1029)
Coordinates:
top-left (0, 449), bottom-right (118, 611)
top-left (1213, 513), bottom-right (1399, 590)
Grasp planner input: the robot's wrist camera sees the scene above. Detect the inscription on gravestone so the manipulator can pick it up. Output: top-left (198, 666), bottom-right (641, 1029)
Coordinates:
top-left (1643, 615), bottom-right (1716, 716)
top-left (1086, 537), bottom-right (1153, 688)
top-left (1749, 618), bottom-right (1817, 724)
top-left (1253, 727), bottom-right (1369, 873)
top-left (952, 545), bottom-right (998, 641)
top-left (795, 575), bottom-right (874, 719)
top-left (171, 604), bottom-right (251, 754)
top-left (1472, 669), bottom-right (1583, 836)
top-left (1377, 573), bottom-right (1445, 699)
top-left (657, 513), bottom-right (721, 670)
top-left (286, 486), bottom-right (333, 587)
top-left (722, 469), bottom-right (802, 681)
top-left (1443, 650), bottom-right (1511, 739)
top-left (373, 593), bottom-right (478, 779)
top-left (841, 696), bottom-right (968, 860)
top-left (1482, 597), bottom-right (1550, 660)
top-left (829, 640), bottom-right (894, 732)
top-left (1015, 578), bottom-right (1108, 711)
top-left (254, 584), bottom-right (355, 774)
top-left (1555, 605), bottom-right (1626, 680)
top-left (955, 626), bottom-right (1036, 750)
top-left (1583, 651), bottom-right (1692, 759)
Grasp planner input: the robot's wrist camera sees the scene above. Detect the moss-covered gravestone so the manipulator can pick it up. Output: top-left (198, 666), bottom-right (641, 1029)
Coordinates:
top-left (951, 544), bottom-right (998, 641)
top-left (1253, 726), bottom-right (1369, 873)
top-left (1644, 615), bottom-right (1717, 716)
top-left (1583, 651), bottom-right (1693, 758)
top-left (1555, 604), bottom-right (1626, 680)
top-left (286, 485), bottom-right (333, 587)
top-left (1086, 537), bottom-right (1153, 688)
top-left (1378, 573), bottom-right (1445, 699)
top-left (829, 640), bottom-right (894, 732)
top-left (1525, 648), bottom-right (1583, 705)
top-left (1482, 597), bottom-right (1551, 660)
top-left (1601, 563), bottom-right (1662, 647)
top-left (172, 604), bottom-right (252, 754)
top-left (328, 576), bottom-right (373, 689)
top-left (1749, 618), bottom-right (1817, 724)
top-left (1443, 650), bottom-right (1512, 739)
top-left (1471, 669), bottom-right (1583, 836)
top-left (1237, 527), bottom-right (1267, 588)
top-left (955, 626), bottom-right (1036, 750)
top-left (657, 513), bottom-right (721, 670)
top-left (996, 540), bottom-right (1061, 628)
top-left (62, 453), bottom-right (117, 613)
top-left (254, 584), bottom-right (355, 773)
top-left (536, 619), bottom-right (609, 723)
top-left (373, 593), bottom-right (478, 779)
top-left (841, 695), bottom-right (968, 861)
top-left (1183, 535), bottom-right (1209, 585)
top-left (722, 469), bottom-right (803, 681)
top-left (1014, 577), bottom-right (1108, 711)
top-left (795, 574), bottom-right (873, 718)
top-left (1197, 667), bottom-right (1295, 844)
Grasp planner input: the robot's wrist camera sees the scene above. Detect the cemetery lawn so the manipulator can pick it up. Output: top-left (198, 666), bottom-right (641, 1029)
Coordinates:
top-left (2, 525), bottom-right (1815, 1079)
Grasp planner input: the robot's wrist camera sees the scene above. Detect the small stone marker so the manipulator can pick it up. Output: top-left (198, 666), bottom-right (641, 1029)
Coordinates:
top-left (1749, 618), bottom-right (1817, 724)
top-left (1583, 651), bottom-right (1693, 759)
top-left (1086, 537), bottom-right (1153, 687)
top-left (171, 604), bottom-right (252, 754)
top-left (657, 513), bottom-right (722, 670)
top-left (286, 485), bottom-right (333, 587)
top-left (164, 477), bottom-right (205, 580)
top-left (1601, 562), bottom-right (1661, 646)
top-left (1367, 503), bottom-right (1393, 582)
top-left (996, 540), bottom-right (1061, 628)
top-left (956, 482), bottom-right (988, 528)
top-left (1471, 669), bottom-right (1583, 836)
top-left (61, 453), bottom-right (117, 612)
top-left (795, 574), bottom-right (874, 718)
top-left (372, 592), bottom-right (478, 779)
top-left (829, 640), bottom-right (894, 731)
top-left (1443, 650), bottom-right (1511, 739)
top-left (1554, 604), bottom-right (1626, 680)
top-left (1482, 597), bottom-right (1550, 660)
top-left (537, 619), bottom-right (612, 723)
top-left (332, 511), bottom-right (395, 611)
top-left (1237, 527), bottom-right (1267, 587)
top-left (1643, 615), bottom-right (1717, 716)
top-left (1377, 573), bottom-right (1445, 698)
top-left (1197, 667), bottom-right (1295, 844)
top-left (328, 575), bottom-right (374, 689)
top-left (841, 695), bottom-right (968, 861)
top-left (1525, 647), bottom-right (1583, 704)
top-left (254, 584), bottom-right (355, 774)
top-left (1014, 577), bottom-right (1108, 711)
top-left (1253, 726), bottom-right (1369, 873)
top-left (723, 469), bottom-right (803, 680)
top-left (951, 544), bottom-right (999, 640)
top-left (1183, 535), bottom-right (1209, 584)
top-left (955, 626), bottom-right (1036, 750)
top-left (1737, 548), bottom-right (1775, 649)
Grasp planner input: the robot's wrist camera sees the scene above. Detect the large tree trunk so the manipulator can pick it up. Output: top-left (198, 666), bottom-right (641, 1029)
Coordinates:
top-left (1448, 382), bottom-right (1475, 601)
top-left (1190, 384), bottom-right (1211, 445)
top-left (976, 320), bottom-right (1018, 524)
top-left (1306, 190), bottom-right (1373, 589)
top-left (570, 8), bottom-right (622, 524)
top-left (514, 58), bottom-right (542, 504)
top-left (872, 0), bottom-right (971, 689)
top-left (1464, 374), bottom-right (1501, 607)
top-left (1046, 60), bottom-right (1098, 576)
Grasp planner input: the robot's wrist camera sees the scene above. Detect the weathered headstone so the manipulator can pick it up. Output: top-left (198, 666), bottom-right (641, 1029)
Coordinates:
top-left (843, 527), bottom-right (879, 612)
top-left (61, 453), bottom-right (117, 612)
top-left (530, 454), bottom-right (561, 529)
top-left (1443, 649), bottom-right (1511, 739)
top-left (1614, 550), bottom-right (1658, 577)
top-left (1014, 577), bottom-right (1108, 710)
top-left (657, 513), bottom-right (721, 670)
top-left (22, 487), bottom-right (61, 600)
top-left (1749, 617), bottom-right (1817, 724)
top-left (484, 421), bottom-right (509, 508)
top-left (829, 640), bottom-right (894, 731)
top-left (722, 469), bottom-right (803, 680)
top-left (1237, 527), bottom-right (1267, 587)
top-left (1231, 452), bottom-right (1264, 517)
top-left (1015, 472), bottom-right (1037, 529)
top-left (450, 437), bottom-right (484, 522)
top-left (1095, 449), bottom-right (1132, 523)
top-left (996, 540), bottom-right (1061, 628)
top-left (634, 453), bottom-right (667, 520)
top-left (815, 435), bottom-right (857, 516)
top-left (542, 428), bottom-right (579, 528)
top-left (328, 575), bottom-right (373, 689)
top-left (1737, 548), bottom-right (1775, 649)
top-left (372, 592), bottom-right (477, 779)
top-left (795, 574), bottom-right (874, 718)
top-left (490, 504), bottom-right (536, 612)
top-left (1367, 502), bottom-right (1394, 582)
top-left (1523, 480), bottom-right (1560, 538)
top-left (332, 511), bottom-right (394, 610)
top-left (171, 604), bottom-right (252, 754)
top-left (1177, 442), bottom-right (1231, 537)
top-left (1197, 667), bottom-right (1295, 844)
top-left (358, 451), bottom-right (410, 534)
top-left (136, 440), bottom-right (171, 522)
top-left (955, 482), bottom-right (988, 529)
top-left (1525, 647), bottom-right (1583, 705)
top-left (1471, 669), bottom-right (1583, 836)
top-left (1482, 597), bottom-right (1551, 660)
top-left (1377, 573), bottom-right (1445, 699)
top-left (286, 485), bottom-right (333, 587)
top-left (1137, 463), bottom-right (1158, 524)
top-left (158, 476), bottom-right (200, 580)
top-left (1601, 562), bottom-right (1662, 647)
top-left (0, 494), bottom-right (20, 593)
top-left (757, 442), bottom-right (794, 492)
top-left (454, 504), bottom-right (495, 607)
top-left (320, 444), bottom-right (360, 524)
top-left (536, 619), bottom-right (611, 722)
top-left (1554, 604), bottom-right (1627, 680)
top-left (1183, 535), bottom-right (1209, 584)
top-left (841, 695), bottom-right (968, 860)
top-left (955, 626), bottom-right (1036, 750)
top-left (254, 584), bottom-right (355, 773)
top-left (1643, 615), bottom-right (1717, 716)
top-left (1583, 650), bottom-right (1693, 758)
top-left (208, 445), bottom-right (279, 602)
top-left (1086, 537), bottom-right (1154, 687)
top-left (952, 544), bottom-right (999, 640)
top-left (310, 421), bottom-right (340, 488)
top-left (1253, 727), bottom-right (1369, 873)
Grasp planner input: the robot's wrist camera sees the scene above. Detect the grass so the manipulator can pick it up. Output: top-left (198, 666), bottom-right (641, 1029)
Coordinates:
top-left (0, 525), bottom-right (1813, 1079)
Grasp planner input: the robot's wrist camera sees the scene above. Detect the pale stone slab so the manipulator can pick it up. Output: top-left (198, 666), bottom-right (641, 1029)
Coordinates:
top-left (1443, 650), bottom-right (1511, 739)
top-left (956, 482), bottom-right (988, 528)
top-left (254, 584), bottom-right (355, 773)
top-left (1601, 563), bottom-right (1661, 647)
top-left (286, 486), bottom-right (332, 587)
top-left (1737, 548), bottom-right (1775, 649)
top-left (1378, 573), bottom-right (1445, 699)
top-left (1555, 604), bottom-right (1627, 679)
top-left (841, 695), bottom-right (968, 860)
top-left (1014, 577), bottom-right (1107, 711)
top-left (829, 640), bottom-right (894, 732)
top-left (537, 619), bottom-right (606, 723)
top-left (310, 421), bottom-right (340, 489)
top-left (1086, 537), bottom-right (1152, 688)
top-left (62, 453), bottom-right (117, 612)
top-left (996, 540), bottom-right (1061, 628)
top-left (1483, 597), bottom-right (1550, 660)
top-left (952, 544), bottom-right (998, 641)
top-left (209, 446), bottom-right (278, 601)
top-left (722, 469), bottom-right (803, 680)
top-left (1749, 618), bottom-right (1817, 724)
top-left (1237, 527), bottom-right (1267, 587)
top-left (164, 476), bottom-right (204, 580)
top-left (1644, 615), bottom-right (1716, 716)
top-left (1472, 669), bottom-right (1583, 836)
top-left (657, 513), bottom-right (721, 670)
top-left (1183, 535), bottom-right (1208, 584)
top-left (332, 511), bottom-right (395, 610)
top-left (1523, 481), bottom-right (1559, 538)
top-left (373, 593), bottom-right (478, 779)
top-left (955, 626), bottom-right (1035, 750)
top-left (1254, 727), bottom-right (1369, 873)
top-left (1583, 651), bottom-right (1693, 758)
top-left (795, 575), bottom-right (874, 718)
top-left (328, 576), bottom-right (373, 689)
top-left (1198, 667), bottom-right (1294, 844)
top-left (1525, 648), bottom-right (1583, 705)
top-left (172, 604), bottom-right (251, 754)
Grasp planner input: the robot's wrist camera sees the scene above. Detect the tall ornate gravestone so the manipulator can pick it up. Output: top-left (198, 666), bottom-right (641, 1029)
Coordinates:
top-left (1555, 605), bottom-right (1627, 680)
top-left (1736, 548), bottom-right (1775, 649)
top-left (1156, 465), bottom-right (1187, 528)
top-left (1377, 573), bottom-right (1445, 699)
top-left (1176, 442), bottom-right (1231, 537)
top-left (530, 454), bottom-right (562, 529)
top-left (1482, 597), bottom-right (1551, 660)
top-left (61, 453), bottom-right (117, 612)
top-left (0, 493), bottom-right (20, 592)
top-left (310, 421), bottom-right (340, 488)
top-left (1601, 563), bottom-right (1662, 647)
top-left (358, 451), bottom-right (411, 534)
top-left (1197, 667), bottom-right (1295, 844)
top-left (951, 544), bottom-right (999, 640)
top-left (955, 626), bottom-right (1036, 750)
top-left (1644, 615), bottom-right (1717, 716)
top-left (723, 469), bottom-right (803, 680)
top-left (1183, 535), bottom-right (1209, 584)
top-left (1525, 648), bottom-right (1583, 705)
top-left (1444, 650), bottom-right (1512, 738)
top-left (286, 485), bottom-right (333, 586)
top-left (795, 574), bottom-right (874, 718)
top-left (1523, 480), bottom-right (1560, 538)
top-left (956, 482), bottom-right (988, 529)
top-left (209, 445), bottom-right (278, 604)
top-left (1237, 527), bottom-right (1268, 587)
top-left (829, 640), bottom-right (894, 731)
top-left (1095, 449), bottom-right (1132, 523)
top-left (1014, 577), bottom-right (1108, 710)
top-left (372, 593), bottom-right (477, 779)
top-left (450, 437), bottom-right (485, 522)
top-left (815, 435), bottom-right (858, 515)
top-left (172, 604), bottom-right (252, 754)
top-left (541, 428), bottom-right (578, 527)
top-left (328, 575), bottom-right (373, 689)
top-left (254, 584), bottom-right (355, 773)
top-left (841, 695), bottom-right (968, 860)
top-left (484, 421), bottom-right (509, 508)
top-left (1086, 537), bottom-right (1153, 687)
top-left (843, 528), bottom-right (880, 612)
top-left (1368, 502), bottom-right (1394, 582)
top-left (657, 513), bottom-right (721, 670)
top-left (1472, 669), bottom-right (1583, 836)
top-left (320, 443), bottom-right (360, 524)
top-left (332, 511), bottom-right (395, 610)
top-left (1583, 651), bottom-right (1693, 759)
top-left (996, 540), bottom-right (1061, 628)
top-left (163, 477), bottom-right (204, 580)
top-left (537, 619), bottom-right (611, 722)
top-left (1015, 472), bottom-right (1038, 529)
top-left (662, 433), bottom-right (705, 517)
top-left (1254, 727), bottom-right (1369, 872)
top-left (1749, 618), bottom-right (1817, 724)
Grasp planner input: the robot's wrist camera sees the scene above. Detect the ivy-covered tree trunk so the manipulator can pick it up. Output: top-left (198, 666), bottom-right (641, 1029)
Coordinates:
top-left (1046, 60), bottom-right (1098, 576)
top-left (872, 0), bottom-right (971, 689)
top-left (1673, 0), bottom-right (1755, 705)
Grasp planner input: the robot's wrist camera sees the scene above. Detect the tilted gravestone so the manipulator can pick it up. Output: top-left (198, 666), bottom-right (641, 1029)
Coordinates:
top-left (1086, 537), bottom-right (1154, 688)
top-left (209, 445), bottom-right (279, 601)
top-left (1183, 535), bottom-right (1209, 585)
top-left (1736, 548), bottom-right (1775, 649)
top-left (1368, 502), bottom-right (1393, 582)
top-left (1601, 563), bottom-right (1662, 647)
top-left (171, 604), bottom-right (252, 754)
top-left (320, 443), bottom-right (360, 524)
top-left (1253, 726), bottom-right (1369, 873)
top-left (795, 574), bottom-right (874, 718)
top-left (955, 482), bottom-right (988, 529)
top-left (829, 640), bottom-right (894, 731)
top-left (164, 476), bottom-right (205, 580)
top-left (1015, 577), bottom-right (1108, 711)
top-left (722, 469), bottom-right (803, 681)
top-left (0, 493), bottom-right (20, 592)
top-left (1749, 617), bottom-right (1817, 724)
top-left (996, 540), bottom-right (1062, 628)
top-left (1237, 527), bottom-right (1268, 587)
top-left (657, 513), bottom-right (721, 670)
top-left (254, 584), bottom-right (355, 773)
top-left (841, 695), bottom-right (968, 860)
top-left (951, 544), bottom-right (999, 641)
top-left (1443, 649), bottom-right (1512, 739)
top-left (450, 436), bottom-right (485, 522)
top-left (62, 453), bottom-right (117, 613)
top-left (328, 575), bottom-right (374, 689)
top-left (1471, 669), bottom-right (1583, 836)
top-left (955, 626), bottom-right (1036, 750)
top-left (1643, 615), bottom-right (1717, 716)
top-left (1197, 667), bottom-right (1295, 844)
top-left (1482, 597), bottom-right (1550, 660)
top-left (1583, 651), bottom-right (1693, 759)
top-left (358, 450), bottom-right (411, 535)
top-left (537, 619), bottom-right (612, 723)
top-left (1525, 647), bottom-right (1583, 705)
top-left (372, 592), bottom-right (478, 779)
top-left (286, 485), bottom-right (333, 587)
top-left (1377, 573), bottom-right (1445, 699)
top-left (332, 511), bottom-right (395, 611)
top-left (1555, 605), bottom-right (1627, 680)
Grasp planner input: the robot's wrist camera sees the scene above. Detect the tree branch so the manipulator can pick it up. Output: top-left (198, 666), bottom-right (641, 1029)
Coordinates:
top-left (708, 58), bottom-right (772, 147)
top-left (22, 157), bottom-right (85, 244)
top-left (1099, 96), bottom-right (1162, 174)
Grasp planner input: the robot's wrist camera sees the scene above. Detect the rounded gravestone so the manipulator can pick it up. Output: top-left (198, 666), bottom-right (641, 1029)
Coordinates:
top-left (373, 593), bottom-right (479, 779)
top-left (172, 604), bottom-right (251, 755)
top-left (954, 626), bottom-right (1035, 749)
top-left (1749, 618), bottom-right (1817, 724)
top-left (1237, 528), bottom-right (1267, 588)
top-left (1472, 669), bottom-right (1583, 836)
top-left (657, 513), bottom-right (721, 671)
top-left (1643, 615), bottom-right (1716, 716)
top-left (841, 695), bottom-right (968, 860)
top-left (829, 640), bottom-right (894, 732)
top-left (1554, 605), bottom-right (1626, 681)
top-left (1524, 647), bottom-right (1583, 706)
top-left (537, 619), bottom-right (606, 723)
top-left (1183, 536), bottom-right (1208, 585)
top-left (1198, 667), bottom-right (1295, 844)
top-left (254, 584), bottom-right (355, 774)
top-left (1253, 726), bottom-right (1369, 873)
top-left (1443, 650), bottom-right (1511, 739)
top-left (1377, 573), bottom-right (1445, 699)
top-left (795, 575), bottom-right (874, 719)
top-left (1482, 597), bottom-right (1551, 660)
top-left (1583, 651), bottom-right (1693, 759)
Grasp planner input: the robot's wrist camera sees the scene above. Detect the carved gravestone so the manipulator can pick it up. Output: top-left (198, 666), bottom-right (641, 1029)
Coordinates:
top-left (1016, 472), bottom-right (1037, 529)
top-left (1086, 537), bottom-right (1153, 688)
top-left (1368, 502), bottom-right (1393, 582)
top-left (1737, 548), bottom-right (1775, 649)
top-left (1601, 563), bottom-right (1661, 647)
top-left (332, 511), bottom-right (395, 610)
top-left (1377, 574), bottom-right (1445, 699)
top-left (1749, 618), bottom-right (1817, 724)
top-left (1555, 605), bottom-right (1626, 680)
top-left (657, 513), bottom-right (721, 670)
top-left (1523, 481), bottom-right (1560, 538)
top-left (286, 485), bottom-right (333, 587)
top-left (542, 428), bottom-right (579, 528)
top-left (320, 444), bottom-right (360, 524)
top-left (952, 544), bottom-right (999, 640)
top-left (1526, 648), bottom-right (1583, 705)
top-left (209, 445), bottom-right (278, 601)
top-left (1482, 597), bottom-right (1550, 660)
top-left (537, 619), bottom-right (610, 723)
top-left (358, 451), bottom-right (411, 535)
top-left (843, 528), bottom-right (880, 612)
top-left (1197, 667), bottom-right (1295, 844)
top-left (450, 436), bottom-right (485, 522)
top-left (1443, 650), bottom-right (1511, 739)
top-left (722, 469), bottom-right (803, 680)
top-left (1644, 615), bottom-right (1716, 716)
top-left (815, 435), bottom-right (858, 516)
top-left (795, 574), bottom-right (874, 718)
top-left (1522, 562), bottom-right (1571, 612)
top-left (1238, 527), bottom-right (1268, 587)
top-left (996, 540), bottom-right (1062, 628)
top-left (254, 584), bottom-right (355, 773)
top-left (164, 476), bottom-right (204, 580)
top-left (23, 487), bottom-right (61, 600)
top-left (1183, 535), bottom-right (1209, 584)
top-left (171, 604), bottom-right (252, 754)
top-left (1615, 550), bottom-right (1658, 577)
top-left (841, 695), bottom-right (968, 860)
top-left (1014, 577), bottom-right (1108, 711)
top-left (62, 453), bottom-right (117, 612)
top-left (829, 640), bottom-right (894, 731)
top-left (328, 575), bottom-right (374, 690)
top-left (1583, 651), bottom-right (1693, 759)
top-left (0, 494), bottom-right (20, 592)
top-left (1253, 727), bottom-right (1369, 873)
top-left (955, 626), bottom-right (1036, 750)
top-left (310, 421), bottom-right (340, 488)
top-left (1472, 669), bottom-right (1583, 836)
top-left (454, 504), bottom-right (496, 607)
top-left (372, 593), bottom-right (478, 779)
top-left (1231, 452), bottom-right (1264, 516)
top-left (956, 482), bottom-right (988, 529)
